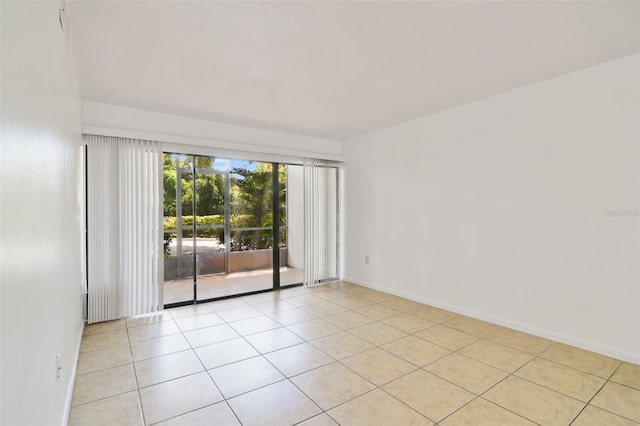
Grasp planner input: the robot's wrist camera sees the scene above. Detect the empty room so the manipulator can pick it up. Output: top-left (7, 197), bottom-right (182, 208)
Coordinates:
top-left (1, 1), bottom-right (639, 425)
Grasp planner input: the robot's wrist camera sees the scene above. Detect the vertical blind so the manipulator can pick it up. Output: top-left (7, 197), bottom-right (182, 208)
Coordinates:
top-left (86, 135), bottom-right (162, 323)
top-left (303, 158), bottom-right (339, 286)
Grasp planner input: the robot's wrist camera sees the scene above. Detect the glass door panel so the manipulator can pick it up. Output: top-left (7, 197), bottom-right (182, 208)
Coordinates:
top-left (163, 154), bottom-right (303, 307)
top-left (227, 160), bottom-right (275, 294)
top-left (163, 229), bottom-right (195, 304)
top-left (280, 164), bottom-right (303, 286)
top-left (163, 154), bottom-right (195, 304)
top-left (194, 159), bottom-right (228, 301)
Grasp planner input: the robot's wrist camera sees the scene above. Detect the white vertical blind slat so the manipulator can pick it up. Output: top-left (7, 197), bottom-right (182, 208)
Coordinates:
top-left (153, 146), bottom-right (161, 309)
top-left (303, 158), bottom-right (339, 286)
top-left (86, 135), bottom-right (162, 323)
top-left (157, 146), bottom-right (162, 305)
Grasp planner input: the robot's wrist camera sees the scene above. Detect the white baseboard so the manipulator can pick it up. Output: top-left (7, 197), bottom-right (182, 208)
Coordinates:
top-left (343, 276), bottom-right (640, 365)
top-left (61, 320), bottom-right (84, 426)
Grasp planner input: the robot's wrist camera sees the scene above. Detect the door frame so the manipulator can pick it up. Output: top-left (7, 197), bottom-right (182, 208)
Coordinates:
top-left (163, 154), bottom-right (300, 308)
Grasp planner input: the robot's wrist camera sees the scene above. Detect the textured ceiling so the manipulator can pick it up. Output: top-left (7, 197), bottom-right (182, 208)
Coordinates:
top-left (72, 1), bottom-right (639, 141)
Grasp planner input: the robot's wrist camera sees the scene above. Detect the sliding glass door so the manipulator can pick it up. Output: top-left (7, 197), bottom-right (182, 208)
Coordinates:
top-left (282, 164), bottom-right (305, 286)
top-left (163, 153), bottom-right (302, 306)
top-left (163, 154), bottom-right (195, 305)
top-left (193, 157), bottom-right (228, 301)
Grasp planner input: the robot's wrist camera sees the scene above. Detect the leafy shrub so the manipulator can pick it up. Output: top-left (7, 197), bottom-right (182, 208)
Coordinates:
top-left (163, 214), bottom-right (269, 253)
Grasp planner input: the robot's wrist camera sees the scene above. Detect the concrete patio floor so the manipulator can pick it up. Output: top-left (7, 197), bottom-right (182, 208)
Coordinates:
top-left (164, 267), bottom-right (304, 305)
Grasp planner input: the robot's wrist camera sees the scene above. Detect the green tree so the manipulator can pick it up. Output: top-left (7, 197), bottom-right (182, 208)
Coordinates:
top-left (230, 163), bottom-right (273, 227)
top-left (196, 174), bottom-right (225, 216)
top-left (163, 154), bottom-right (177, 217)
top-left (164, 157), bottom-right (287, 253)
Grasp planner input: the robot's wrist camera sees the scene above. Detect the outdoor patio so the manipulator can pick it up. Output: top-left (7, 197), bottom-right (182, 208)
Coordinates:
top-left (163, 267), bottom-right (304, 304)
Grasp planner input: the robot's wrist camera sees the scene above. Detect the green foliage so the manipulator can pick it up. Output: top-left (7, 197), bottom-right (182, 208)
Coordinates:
top-left (197, 174), bottom-right (225, 215)
top-left (230, 229), bottom-right (272, 251)
top-left (163, 233), bottom-right (173, 257)
top-left (230, 163), bottom-right (286, 227)
top-left (163, 154), bottom-right (177, 217)
top-left (230, 165), bottom-right (272, 226)
top-left (164, 214), bottom-right (225, 229)
top-left (163, 154), bottom-right (225, 217)
top-left (163, 155), bottom-right (287, 256)
top-left (164, 214), bottom-right (225, 239)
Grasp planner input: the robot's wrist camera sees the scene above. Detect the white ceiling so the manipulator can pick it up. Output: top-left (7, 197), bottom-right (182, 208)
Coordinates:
top-left (72, 1), bottom-right (639, 141)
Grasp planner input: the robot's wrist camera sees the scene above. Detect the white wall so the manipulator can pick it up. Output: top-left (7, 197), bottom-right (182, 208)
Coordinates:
top-left (343, 54), bottom-right (640, 363)
top-left (83, 101), bottom-right (344, 162)
top-left (1, 1), bottom-right (85, 424)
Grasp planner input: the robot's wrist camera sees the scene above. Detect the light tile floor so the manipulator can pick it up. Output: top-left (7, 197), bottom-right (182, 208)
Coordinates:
top-left (70, 281), bottom-right (640, 425)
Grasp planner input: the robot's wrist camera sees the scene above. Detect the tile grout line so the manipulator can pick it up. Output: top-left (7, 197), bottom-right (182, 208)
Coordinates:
top-left (185, 320), bottom-right (243, 426)
top-left (126, 320), bottom-right (148, 426)
top-left (264, 296), bottom-right (429, 424)
top-left (416, 336), bottom-right (531, 425)
top-left (260, 295), bottom-right (508, 424)
top-left (419, 327), bottom-right (547, 425)
top-left (71, 323), bottom-right (136, 410)
top-left (140, 303), bottom-right (234, 425)
top-left (74, 284), bottom-right (638, 426)
top-left (220, 298), bottom-right (324, 425)
top-left (567, 360), bottom-right (634, 425)
top-left (293, 311), bottom-right (447, 425)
